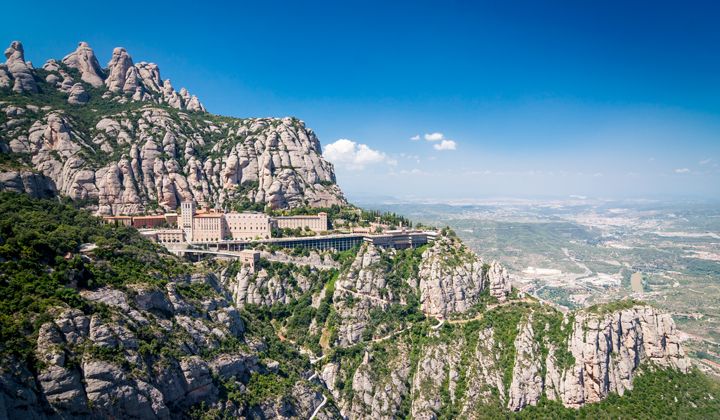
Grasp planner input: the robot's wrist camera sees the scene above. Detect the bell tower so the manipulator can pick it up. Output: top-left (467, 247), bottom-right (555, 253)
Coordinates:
top-left (181, 200), bottom-right (195, 242)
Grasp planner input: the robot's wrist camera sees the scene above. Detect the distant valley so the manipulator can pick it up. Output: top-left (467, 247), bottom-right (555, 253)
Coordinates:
top-left (356, 195), bottom-right (720, 378)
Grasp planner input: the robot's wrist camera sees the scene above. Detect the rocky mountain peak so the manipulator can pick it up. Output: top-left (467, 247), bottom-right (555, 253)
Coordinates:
top-left (2, 40), bottom-right (37, 93)
top-left (1, 40), bottom-right (207, 113)
top-left (0, 41), bottom-right (345, 212)
top-left (105, 47), bottom-right (134, 93)
top-left (62, 41), bottom-right (105, 87)
top-left (3, 40), bottom-right (24, 61)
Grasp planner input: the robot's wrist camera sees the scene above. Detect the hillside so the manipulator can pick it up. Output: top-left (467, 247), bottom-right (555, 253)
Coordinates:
top-left (1, 39), bottom-right (719, 419)
top-left (1, 193), bottom-right (718, 419)
top-left (0, 41), bottom-right (345, 214)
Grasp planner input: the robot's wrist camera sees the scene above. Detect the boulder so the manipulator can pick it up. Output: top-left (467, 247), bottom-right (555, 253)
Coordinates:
top-left (67, 83), bottom-right (89, 105)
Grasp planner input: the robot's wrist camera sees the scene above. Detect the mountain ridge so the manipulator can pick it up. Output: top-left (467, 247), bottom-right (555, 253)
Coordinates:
top-left (0, 40), bottom-right (345, 214)
top-left (0, 39), bottom-right (718, 419)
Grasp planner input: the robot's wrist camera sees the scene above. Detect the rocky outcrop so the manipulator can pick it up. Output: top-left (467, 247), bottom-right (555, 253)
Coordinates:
top-left (0, 269), bottom-right (335, 419)
top-left (103, 46), bottom-right (206, 112)
top-left (410, 341), bottom-right (463, 419)
top-left (341, 344), bottom-right (412, 419)
top-left (507, 318), bottom-right (543, 411)
top-left (105, 47), bottom-right (135, 93)
top-left (318, 299), bottom-right (689, 417)
top-left (487, 260), bottom-right (512, 302)
top-left (418, 237), bottom-right (487, 317)
top-left (418, 236), bottom-right (511, 317)
top-left (62, 42), bottom-right (105, 88)
top-left (3, 41), bottom-right (37, 93)
top-left (67, 83), bottom-right (89, 105)
top-left (547, 305), bottom-right (688, 408)
top-left (1, 101), bottom-right (345, 213)
top-left (332, 244), bottom-right (396, 346)
top-left (0, 170), bottom-right (56, 198)
top-left (458, 327), bottom-right (506, 416)
top-left (1, 41), bottom-right (344, 212)
top-left (225, 262), bottom-right (322, 306)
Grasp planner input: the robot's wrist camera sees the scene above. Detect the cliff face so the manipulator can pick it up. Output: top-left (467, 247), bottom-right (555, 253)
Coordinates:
top-left (544, 306), bottom-right (688, 408)
top-left (0, 41), bottom-right (345, 213)
top-left (0, 275), bottom-right (335, 419)
top-left (0, 203), bottom-right (695, 419)
top-left (0, 39), bottom-right (701, 419)
top-left (319, 303), bottom-right (688, 418)
top-left (218, 236), bottom-right (691, 417)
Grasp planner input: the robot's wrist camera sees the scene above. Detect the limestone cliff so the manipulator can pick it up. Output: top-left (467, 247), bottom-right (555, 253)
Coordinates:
top-left (418, 236), bottom-right (489, 317)
top-left (0, 41), bottom-right (345, 213)
top-left (0, 38), bottom-right (705, 419)
top-left (0, 267), bottom-right (331, 419)
top-left (0, 198), bottom-right (699, 418)
top-left (314, 302), bottom-right (689, 418)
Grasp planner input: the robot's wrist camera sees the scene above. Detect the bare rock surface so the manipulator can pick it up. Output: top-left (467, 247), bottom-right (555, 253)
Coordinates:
top-left (62, 42), bottom-right (105, 87)
top-left (4, 41), bottom-right (37, 93)
top-left (1, 41), bottom-right (345, 213)
top-left (418, 236), bottom-right (488, 317)
top-left (67, 83), bottom-right (89, 105)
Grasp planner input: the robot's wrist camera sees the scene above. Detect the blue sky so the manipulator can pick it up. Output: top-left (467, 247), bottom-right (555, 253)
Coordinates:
top-left (3, 0), bottom-right (719, 199)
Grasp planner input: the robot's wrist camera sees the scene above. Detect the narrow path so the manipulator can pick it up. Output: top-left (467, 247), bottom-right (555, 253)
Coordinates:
top-left (311, 354), bottom-right (326, 365)
top-left (309, 394), bottom-right (328, 420)
top-left (335, 284), bottom-right (393, 305)
top-left (447, 313), bottom-right (484, 325)
top-left (262, 251), bottom-right (339, 270)
top-left (442, 297), bottom-right (539, 325)
top-left (371, 326), bottom-right (411, 343)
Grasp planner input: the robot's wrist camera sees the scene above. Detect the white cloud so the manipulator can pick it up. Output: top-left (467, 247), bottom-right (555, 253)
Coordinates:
top-left (699, 158), bottom-right (712, 165)
top-left (399, 168), bottom-right (425, 175)
top-left (433, 139), bottom-right (457, 151)
top-left (410, 134), bottom-right (420, 141)
top-left (323, 139), bottom-right (392, 170)
top-left (424, 132), bottom-right (444, 142)
top-left (674, 168), bottom-right (690, 174)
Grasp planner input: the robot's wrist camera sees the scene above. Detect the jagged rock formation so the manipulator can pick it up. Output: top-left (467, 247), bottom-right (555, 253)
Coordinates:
top-left (0, 40), bottom-right (345, 213)
top-left (67, 83), bottom-right (89, 105)
top-left (227, 263), bottom-right (320, 306)
top-left (0, 272), bottom-right (332, 419)
top-left (314, 302), bottom-right (689, 418)
top-left (487, 260), bottom-right (512, 301)
top-left (544, 305), bottom-right (688, 408)
top-left (62, 42), bottom-right (105, 88)
top-left (105, 47), bottom-right (135, 93)
top-left (418, 236), bottom-right (488, 317)
top-left (332, 244), bottom-right (398, 346)
top-left (2, 41), bottom-right (37, 93)
top-left (507, 318), bottom-right (543, 410)
top-left (0, 169), bottom-right (56, 198)
top-left (348, 344), bottom-right (413, 418)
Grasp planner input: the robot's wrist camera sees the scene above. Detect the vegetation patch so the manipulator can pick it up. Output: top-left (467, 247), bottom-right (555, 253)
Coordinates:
top-left (585, 298), bottom-right (646, 316)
